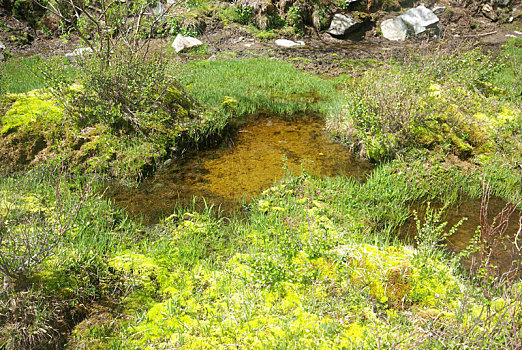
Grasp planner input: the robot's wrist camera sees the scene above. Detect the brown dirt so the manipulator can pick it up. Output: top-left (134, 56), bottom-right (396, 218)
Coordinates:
top-left (2, 2), bottom-right (520, 75)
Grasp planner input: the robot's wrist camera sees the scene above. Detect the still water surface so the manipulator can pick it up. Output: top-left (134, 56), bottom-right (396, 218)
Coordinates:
top-left (108, 116), bottom-right (372, 222)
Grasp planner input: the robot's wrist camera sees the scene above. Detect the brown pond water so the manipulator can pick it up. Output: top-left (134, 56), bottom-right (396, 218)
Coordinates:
top-left (107, 116), bottom-right (373, 223)
top-left (402, 198), bottom-right (522, 275)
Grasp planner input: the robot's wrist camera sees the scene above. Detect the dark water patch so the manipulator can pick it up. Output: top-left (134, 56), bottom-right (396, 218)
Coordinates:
top-left (402, 198), bottom-right (522, 275)
top-left (107, 116), bottom-right (373, 223)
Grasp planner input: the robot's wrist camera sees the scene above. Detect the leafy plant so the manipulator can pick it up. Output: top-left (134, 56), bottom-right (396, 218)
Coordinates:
top-left (413, 202), bottom-right (466, 256)
top-left (232, 0), bottom-right (253, 25)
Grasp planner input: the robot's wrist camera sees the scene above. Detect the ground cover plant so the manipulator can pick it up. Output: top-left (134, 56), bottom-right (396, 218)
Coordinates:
top-left (174, 57), bottom-right (345, 118)
top-left (1, 32), bottom-right (522, 350)
top-left (328, 39), bottom-right (522, 163)
top-left (0, 54), bottom-right (344, 181)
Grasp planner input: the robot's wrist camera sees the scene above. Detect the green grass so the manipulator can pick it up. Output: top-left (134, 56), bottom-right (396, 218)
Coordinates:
top-left (2, 149), bottom-right (522, 349)
top-left (62, 165), bottom-right (522, 349)
top-left (0, 56), bottom-right (76, 94)
top-left (175, 58), bottom-right (345, 118)
top-left (1, 42), bottom-right (522, 350)
top-left (493, 38), bottom-right (522, 102)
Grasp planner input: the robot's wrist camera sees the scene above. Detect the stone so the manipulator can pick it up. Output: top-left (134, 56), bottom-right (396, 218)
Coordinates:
top-left (65, 47), bottom-right (93, 63)
top-left (312, 9), bottom-right (326, 30)
top-left (482, 4), bottom-right (498, 21)
top-left (399, 5), bottom-right (439, 35)
top-left (251, 0), bottom-right (274, 15)
top-left (0, 41), bottom-right (5, 61)
top-left (380, 17), bottom-right (408, 41)
top-left (326, 13), bottom-right (359, 36)
top-left (275, 39), bottom-right (305, 47)
top-left (172, 34), bottom-right (203, 53)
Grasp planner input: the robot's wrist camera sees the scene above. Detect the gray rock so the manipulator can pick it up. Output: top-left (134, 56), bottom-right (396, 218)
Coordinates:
top-left (65, 47), bottom-right (93, 63)
top-left (326, 13), bottom-right (358, 36)
top-left (380, 17), bottom-right (408, 41)
top-left (0, 41), bottom-right (5, 61)
top-left (275, 39), bottom-right (304, 47)
top-left (312, 9), bottom-right (325, 30)
top-left (399, 5), bottom-right (439, 35)
top-left (172, 34), bottom-right (203, 53)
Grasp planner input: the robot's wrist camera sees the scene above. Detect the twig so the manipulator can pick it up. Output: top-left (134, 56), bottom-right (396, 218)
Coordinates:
top-left (461, 31), bottom-right (497, 38)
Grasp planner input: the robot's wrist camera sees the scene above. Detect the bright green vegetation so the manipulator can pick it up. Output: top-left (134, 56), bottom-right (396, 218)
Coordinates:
top-left (1, 39), bottom-right (522, 349)
top-left (175, 58), bottom-right (344, 118)
top-left (328, 40), bottom-right (522, 162)
top-left (492, 38), bottom-right (522, 100)
top-left (0, 56), bottom-right (340, 181)
top-left (2, 159), bottom-right (520, 349)
top-left (0, 56), bottom-right (77, 94)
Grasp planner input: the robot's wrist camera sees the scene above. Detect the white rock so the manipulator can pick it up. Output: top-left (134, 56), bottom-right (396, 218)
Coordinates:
top-left (327, 13), bottom-right (358, 36)
top-left (399, 5), bottom-right (439, 35)
top-left (380, 17), bottom-right (408, 41)
top-left (275, 39), bottom-right (304, 47)
top-left (172, 34), bottom-right (203, 53)
top-left (65, 47), bottom-right (93, 63)
top-left (0, 41), bottom-right (5, 50)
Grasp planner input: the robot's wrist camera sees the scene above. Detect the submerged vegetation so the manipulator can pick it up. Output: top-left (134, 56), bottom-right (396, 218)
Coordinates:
top-left (1, 5), bottom-right (522, 345)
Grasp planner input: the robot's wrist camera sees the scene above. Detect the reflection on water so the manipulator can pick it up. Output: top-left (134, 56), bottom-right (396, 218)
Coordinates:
top-left (107, 116), bottom-right (373, 223)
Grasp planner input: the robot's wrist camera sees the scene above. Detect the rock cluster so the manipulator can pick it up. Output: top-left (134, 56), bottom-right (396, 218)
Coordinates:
top-left (380, 6), bottom-right (440, 41)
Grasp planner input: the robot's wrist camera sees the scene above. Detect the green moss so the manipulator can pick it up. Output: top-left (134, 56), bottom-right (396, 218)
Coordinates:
top-left (1, 89), bottom-right (63, 134)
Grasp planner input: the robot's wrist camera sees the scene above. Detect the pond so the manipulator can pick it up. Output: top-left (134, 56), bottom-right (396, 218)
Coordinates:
top-left (107, 116), bottom-right (373, 223)
top-left (403, 197), bottom-right (522, 275)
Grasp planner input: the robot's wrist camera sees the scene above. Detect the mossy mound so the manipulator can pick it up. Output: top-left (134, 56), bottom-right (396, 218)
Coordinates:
top-left (0, 84), bottom-right (227, 180)
top-left (328, 46), bottom-right (522, 162)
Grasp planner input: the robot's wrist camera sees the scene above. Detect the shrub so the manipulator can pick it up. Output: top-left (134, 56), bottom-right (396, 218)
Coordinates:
top-left (0, 169), bottom-right (89, 292)
top-left (329, 46), bottom-right (521, 161)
